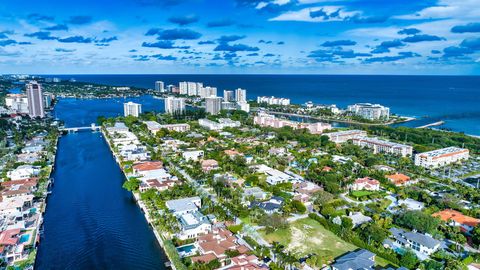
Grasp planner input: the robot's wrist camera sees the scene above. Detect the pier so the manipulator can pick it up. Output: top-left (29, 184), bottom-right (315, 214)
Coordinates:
top-left (416, 121), bottom-right (445, 129)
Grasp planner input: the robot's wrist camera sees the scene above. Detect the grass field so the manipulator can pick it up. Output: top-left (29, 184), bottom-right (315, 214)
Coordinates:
top-left (260, 217), bottom-right (356, 261)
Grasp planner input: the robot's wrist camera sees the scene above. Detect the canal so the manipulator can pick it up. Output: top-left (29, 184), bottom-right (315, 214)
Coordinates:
top-left (35, 97), bottom-right (167, 269)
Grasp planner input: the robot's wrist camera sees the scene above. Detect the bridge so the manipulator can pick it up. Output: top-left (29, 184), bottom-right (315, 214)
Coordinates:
top-left (60, 123), bottom-right (101, 133)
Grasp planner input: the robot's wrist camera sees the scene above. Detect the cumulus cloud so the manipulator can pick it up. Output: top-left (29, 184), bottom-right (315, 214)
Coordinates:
top-left (168, 15), bottom-right (199, 26)
top-left (44, 24), bottom-right (69, 31)
top-left (402, 34), bottom-right (445, 43)
top-left (55, 48), bottom-right (76, 52)
top-left (156, 28), bottom-right (202, 40)
top-left (207, 19), bottom-right (236, 27)
top-left (198, 40), bottom-right (215, 45)
top-left (142, 40), bottom-right (189, 49)
top-left (371, 40), bottom-right (404, 53)
top-left (151, 54), bottom-right (177, 60)
top-left (271, 6), bottom-right (359, 22)
top-left (217, 35), bottom-right (245, 43)
top-left (57, 36), bottom-right (93, 43)
top-left (397, 28), bottom-right (421, 35)
top-left (214, 43), bottom-right (259, 52)
top-left (27, 13), bottom-right (55, 22)
top-left (24, 31), bottom-right (58, 40)
top-left (363, 51), bottom-right (419, 63)
top-left (460, 37), bottom-right (480, 50)
top-left (451, 22), bottom-right (480, 33)
top-left (321, 40), bottom-right (356, 47)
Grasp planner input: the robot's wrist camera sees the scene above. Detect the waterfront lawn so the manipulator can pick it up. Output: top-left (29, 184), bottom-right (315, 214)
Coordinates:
top-left (260, 218), bottom-right (356, 261)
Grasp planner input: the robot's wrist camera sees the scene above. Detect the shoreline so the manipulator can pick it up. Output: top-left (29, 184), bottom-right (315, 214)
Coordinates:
top-left (100, 128), bottom-right (175, 270)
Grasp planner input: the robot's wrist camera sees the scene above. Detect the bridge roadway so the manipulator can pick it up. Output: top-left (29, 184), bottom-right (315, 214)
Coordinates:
top-left (60, 124), bottom-right (101, 132)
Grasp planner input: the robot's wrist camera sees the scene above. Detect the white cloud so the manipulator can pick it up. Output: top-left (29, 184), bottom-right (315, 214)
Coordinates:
top-left (394, 0), bottom-right (480, 20)
top-left (270, 6), bottom-right (359, 22)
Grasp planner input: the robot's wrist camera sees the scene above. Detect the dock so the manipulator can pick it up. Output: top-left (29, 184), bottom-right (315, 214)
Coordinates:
top-left (416, 120), bottom-right (445, 129)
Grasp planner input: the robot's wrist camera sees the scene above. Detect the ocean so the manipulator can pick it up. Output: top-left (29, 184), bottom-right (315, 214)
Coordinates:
top-left (52, 74), bottom-right (480, 135)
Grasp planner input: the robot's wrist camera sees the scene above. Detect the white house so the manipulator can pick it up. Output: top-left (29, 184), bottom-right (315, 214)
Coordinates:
top-left (7, 165), bottom-right (40, 181)
top-left (182, 150), bottom-right (204, 161)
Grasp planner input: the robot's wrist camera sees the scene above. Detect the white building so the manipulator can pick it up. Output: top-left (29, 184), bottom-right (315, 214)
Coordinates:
top-left (165, 96), bottom-right (186, 115)
top-left (166, 196), bottom-right (202, 216)
top-left (352, 137), bottom-right (413, 157)
top-left (144, 121), bottom-right (190, 133)
top-left (205, 96), bottom-right (222, 115)
top-left (236, 102), bottom-right (250, 113)
top-left (26, 81), bottom-right (45, 118)
top-left (235, 88), bottom-right (247, 103)
top-left (182, 150), bottom-right (204, 161)
top-left (5, 94), bottom-right (29, 114)
top-left (257, 96), bottom-right (290, 106)
top-left (223, 90), bottom-right (234, 102)
top-left (155, 81), bottom-right (165, 92)
top-left (254, 164), bottom-right (293, 185)
top-left (198, 118), bottom-right (241, 130)
top-left (199, 86), bottom-right (217, 98)
top-left (325, 130), bottom-right (367, 143)
top-left (123, 102), bottom-right (142, 117)
top-left (414, 147), bottom-right (469, 168)
top-left (347, 103), bottom-right (390, 120)
top-left (7, 165), bottom-right (40, 181)
top-left (254, 112), bottom-right (331, 134)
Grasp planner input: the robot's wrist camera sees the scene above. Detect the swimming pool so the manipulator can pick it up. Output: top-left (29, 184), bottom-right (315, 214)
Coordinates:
top-left (176, 244), bottom-right (197, 257)
top-left (19, 234), bottom-right (30, 244)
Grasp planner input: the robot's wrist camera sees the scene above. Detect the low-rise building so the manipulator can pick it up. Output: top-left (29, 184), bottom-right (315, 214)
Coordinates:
top-left (6, 165), bottom-right (40, 181)
top-left (182, 150), bottom-right (204, 161)
top-left (166, 197), bottom-right (202, 216)
top-left (350, 177), bottom-right (380, 191)
top-left (331, 249), bottom-right (375, 270)
top-left (414, 147), bottom-right (470, 168)
top-left (386, 173), bottom-right (412, 186)
top-left (325, 129), bottom-right (368, 143)
top-left (254, 164), bottom-right (293, 185)
top-left (253, 112), bottom-right (331, 134)
top-left (352, 137), bottom-right (413, 157)
top-left (201, 159), bottom-right (219, 172)
top-left (385, 228), bottom-right (441, 259)
top-left (198, 118), bottom-right (241, 130)
top-left (347, 103), bottom-right (390, 120)
top-left (432, 209), bottom-right (480, 233)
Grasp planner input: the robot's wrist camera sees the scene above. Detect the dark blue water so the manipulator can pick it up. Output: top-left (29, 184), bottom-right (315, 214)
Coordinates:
top-left (35, 121), bottom-right (167, 268)
top-left (53, 74), bottom-right (480, 135)
top-left (53, 95), bottom-right (164, 127)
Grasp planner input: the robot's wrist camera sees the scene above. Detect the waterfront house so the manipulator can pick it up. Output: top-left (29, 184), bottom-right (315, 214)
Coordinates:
top-left (166, 197), bottom-right (202, 216)
top-left (331, 249), bottom-right (375, 270)
top-left (133, 161), bottom-right (163, 173)
top-left (350, 177), bottom-right (380, 191)
top-left (384, 228), bottom-right (441, 260)
top-left (176, 211), bottom-right (212, 240)
top-left (0, 228), bottom-right (22, 264)
top-left (432, 209), bottom-right (480, 233)
top-left (6, 165), bottom-right (40, 181)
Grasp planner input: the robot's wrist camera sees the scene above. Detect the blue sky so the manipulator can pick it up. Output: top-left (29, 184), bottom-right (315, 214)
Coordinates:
top-left (0, 0), bottom-right (479, 74)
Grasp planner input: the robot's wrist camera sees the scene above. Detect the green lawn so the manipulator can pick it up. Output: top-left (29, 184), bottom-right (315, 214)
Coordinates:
top-left (260, 218), bottom-right (356, 261)
top-left (350, 190), bottom-right (374, 198)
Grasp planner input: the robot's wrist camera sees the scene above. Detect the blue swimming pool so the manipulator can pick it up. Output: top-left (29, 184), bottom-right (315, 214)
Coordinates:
top-left (19, 234), bottom-right (30, 244)
top-left (176, 244), bottom-right (195, 253)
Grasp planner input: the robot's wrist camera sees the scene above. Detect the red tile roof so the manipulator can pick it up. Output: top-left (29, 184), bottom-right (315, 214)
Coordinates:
top-left (133, 161), bottom-right (163, 172)
top-left (432, 209), bottom-right (480, 227)
top-left (0, 228), bottom-right (20, 246)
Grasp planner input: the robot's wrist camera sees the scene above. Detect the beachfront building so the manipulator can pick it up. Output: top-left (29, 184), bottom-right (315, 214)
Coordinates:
top-left (199, 86), bottom-right (217, 98)
top-left (26, 81), bottom-right (45, 118)
top-left (205, 96), bottom-right (222, 115)
top-left (432, 209), bottom-right (480, 233)
top-left (351, 137), bottom-right (413, 157)
top-left (165, 96), bottom-right (186, 115)
top-left (223, 90), bottom-right (234, 102)
top-left (347, 103), bottom-right (390, 120)
top-left (179, 81), bottom-right (203, 96)
top-left (123, 102), bottom-right (142, 117)
top-left (414, 147), bottom-right (470, 169)
top-left (155, 81), bottom-right (165, 92)
top-left (325, 129), bottom-right (367, 143)
top-left (253, 112), bottom-right (331, 134)
top-left (198, 118), bottom-right (241, 130)
top-left (235, 88), bottom-right (247, 103)
top-left (350, 177), bottom-right (380, 191)
top-left (257, 96), bottom-right (290, 106)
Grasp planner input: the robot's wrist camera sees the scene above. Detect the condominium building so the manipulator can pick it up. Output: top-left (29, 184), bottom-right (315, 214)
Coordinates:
top-left (235, 88), bottom-right (247, 103)
top-left (351, 137), bottom-right (413, 157)
top-left (223, 90), bottom-right (234, 102)
top-left (123, 102), bottom-right (142, 117)
top-left (414, 147), bottom-right (469, 168)
top-left (198, 118), bottom-right (241, 130)
top-left (347, 103), bottom-right (390, 120)
top-left (325, 130), bottom-right (368, 143)
top-left (205, 96), bottom-right (222, 115)
top-left (253, 112), bottom-right (331, 134)
top-left (5, 94), bottom-right (29, 114)
top-left (155, 81), bottom-right (165, 92)
top-left (165, 96), bottom-right (186, 115)
top-left (199, 86), bottom-right (217, 98)
top-left (257, 96), bottom-right (290, 106)
top-left (26, 81), bottom-right (45, 118)
top-left (221, 101), bottom-right (237, 111)
top-left (236, 102), bottom-right (250, 113)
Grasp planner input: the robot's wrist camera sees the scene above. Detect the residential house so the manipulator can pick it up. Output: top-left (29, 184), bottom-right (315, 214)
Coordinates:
top-left (432, 209), bottom-right (480, 233)
top-left (386, 173), bottom-right (412, 186)
top-left (182, 150), bottom-right (204, 161)
top-left (202, 159), bottom-right (219, 172)
top-left (385, 228), bottom-right (441, 260)
top-left (350, 177), bottom-right (380, 191)
top-left (6, 165), bottom-right (40, 181)
top-left (348, 212), bottom-right (372, 228)
top-left (331, 249), bottom-right (375, 270)
top-left (251, 196), bottom-right (284, 214)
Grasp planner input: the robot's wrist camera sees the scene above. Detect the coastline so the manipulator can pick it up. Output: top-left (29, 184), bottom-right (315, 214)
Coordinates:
top-left (100, 128), bottom-right (176, 270)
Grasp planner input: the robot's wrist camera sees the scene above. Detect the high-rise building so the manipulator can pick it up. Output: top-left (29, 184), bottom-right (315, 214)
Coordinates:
top-left (26, 81), bottom-right (45, 118)
top-left (237, 102), bottom-right (250, 113)
top-left (179, 81), bottom-right (188, 95)
top-left (165, 96), bottom-right (186, 115)
top-left (155, 81), bottom-right (165, 92)
top-left (347, 103), bottom-right (390, 120)
top-left (205, 96), bottom-right (222, 115)
top-left (200, 86), bottom-right (217, 98)
top-left (235, 88), bottom-right (247, 103)
top-left (223, 90), bottom-right (234, 102)
top-left (123, 102), bottom-right (142, 117)
top-left (167, 84), bottom-right (175, 92)
top-left (5, 94), bottom-right (29, 114)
